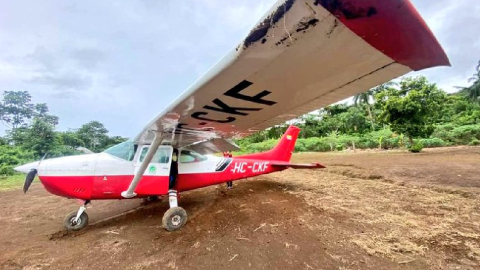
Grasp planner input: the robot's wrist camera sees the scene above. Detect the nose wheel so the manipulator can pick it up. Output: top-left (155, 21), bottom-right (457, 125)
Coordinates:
top-left (64, 201), bottom-right (90, 231)
top-left (64, 210), bottom-right (89, 231)
top-left (162, 190), bottom-right (187, 231)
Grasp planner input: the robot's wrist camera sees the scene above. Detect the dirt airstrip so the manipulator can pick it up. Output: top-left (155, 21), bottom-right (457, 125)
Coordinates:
top-left (1, 147), bottom-right (479, 270)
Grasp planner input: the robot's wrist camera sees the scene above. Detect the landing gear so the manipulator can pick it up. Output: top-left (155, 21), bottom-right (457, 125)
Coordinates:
top-left (64, 201), bottom-right (90, 231)
top-left (162, 190), bottom-right (187, 231)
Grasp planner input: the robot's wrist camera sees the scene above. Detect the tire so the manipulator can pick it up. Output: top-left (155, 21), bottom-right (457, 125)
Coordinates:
top-left (63, 211), bottom-right (89, 231)
top-left (162, 207), bottom-right (187, 231)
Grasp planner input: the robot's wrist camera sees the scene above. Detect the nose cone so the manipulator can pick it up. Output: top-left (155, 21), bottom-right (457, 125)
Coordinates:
top-left (14, 161), bottom-right (40, 174)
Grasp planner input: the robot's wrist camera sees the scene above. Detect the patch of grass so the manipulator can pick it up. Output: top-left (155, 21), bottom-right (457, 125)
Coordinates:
top-left (0, 174), bottom-right (25, 191)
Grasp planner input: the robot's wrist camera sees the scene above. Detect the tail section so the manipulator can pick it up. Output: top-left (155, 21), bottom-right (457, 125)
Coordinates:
top-left (267, 125), bottom-right (300, 162)
top-left (239, 125), bottom-right (300, 162)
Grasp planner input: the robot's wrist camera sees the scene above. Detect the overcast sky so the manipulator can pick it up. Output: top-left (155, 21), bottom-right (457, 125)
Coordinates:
top-left (1, 0), bottom-right (479, 138)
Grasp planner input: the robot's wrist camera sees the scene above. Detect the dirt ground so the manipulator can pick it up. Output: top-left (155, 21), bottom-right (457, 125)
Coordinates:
top-left (0, 147), bottom-right (479, 270)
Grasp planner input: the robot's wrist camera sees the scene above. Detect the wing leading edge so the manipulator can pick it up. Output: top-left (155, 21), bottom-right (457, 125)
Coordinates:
top-left (135, 0), bottom-right (449, 149)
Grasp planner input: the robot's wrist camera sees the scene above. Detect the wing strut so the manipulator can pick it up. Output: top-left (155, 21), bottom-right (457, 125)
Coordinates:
top-left (121, 131), bottom-right (165, 199)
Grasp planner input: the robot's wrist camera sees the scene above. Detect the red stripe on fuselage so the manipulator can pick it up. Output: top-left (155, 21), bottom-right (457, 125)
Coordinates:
top-left (315, 0), bottom-right (449, 70)
top-left (38, 158), bottom-right (286, 200)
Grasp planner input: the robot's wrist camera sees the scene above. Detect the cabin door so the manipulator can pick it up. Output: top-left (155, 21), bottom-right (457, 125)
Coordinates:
top-left (133, 145), bottom-right (173, 195)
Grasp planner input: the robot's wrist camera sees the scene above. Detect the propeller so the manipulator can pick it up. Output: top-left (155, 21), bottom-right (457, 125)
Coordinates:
top-left (23, 169), bottom-right (37, 193)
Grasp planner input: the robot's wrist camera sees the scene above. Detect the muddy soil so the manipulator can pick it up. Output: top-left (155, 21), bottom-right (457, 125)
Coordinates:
top-left (1, 147), bottom-right (479, 270)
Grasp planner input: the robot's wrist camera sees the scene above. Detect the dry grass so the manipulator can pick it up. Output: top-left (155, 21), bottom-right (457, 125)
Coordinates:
top-left (266, 166), bottom-right (480, 264)
top-left (0, 174), bottom-right (24, 191)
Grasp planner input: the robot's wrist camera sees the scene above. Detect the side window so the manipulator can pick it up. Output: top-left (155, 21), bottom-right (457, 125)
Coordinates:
top-left (180, 150), bottom-right (207, 163)
top-left (139, 147), bottom-right (171, 164)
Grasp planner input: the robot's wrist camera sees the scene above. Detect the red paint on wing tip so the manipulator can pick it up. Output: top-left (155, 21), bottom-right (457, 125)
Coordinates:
top-left (316, 0), bottom-right (450, 70)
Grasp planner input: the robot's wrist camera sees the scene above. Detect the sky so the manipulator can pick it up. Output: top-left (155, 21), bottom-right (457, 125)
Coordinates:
top-left (1, 0), bottom-right (479, 138)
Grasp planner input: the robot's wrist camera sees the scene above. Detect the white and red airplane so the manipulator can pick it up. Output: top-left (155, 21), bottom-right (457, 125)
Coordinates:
top-left (15, 0), bottom-right (449, 232)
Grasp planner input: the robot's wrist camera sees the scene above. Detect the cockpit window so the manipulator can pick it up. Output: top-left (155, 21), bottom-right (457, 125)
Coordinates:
top-left (180, 150), bottom-right (207, 163)
top-left (103, 140), bottom-right (136, 161)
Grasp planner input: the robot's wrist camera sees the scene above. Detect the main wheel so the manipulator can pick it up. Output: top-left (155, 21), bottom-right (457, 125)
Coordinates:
top-left (63, 211), bottom-right (89, 231)
top-left (162, 207), bottom-right (187, 231)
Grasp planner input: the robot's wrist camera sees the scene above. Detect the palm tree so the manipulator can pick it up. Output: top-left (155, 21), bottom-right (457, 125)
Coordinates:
top-left (460, 60), bottom-right (480, 102)
top-left (353, 89), bottom-right (375, 130)
top-left (354, 82), bottom-right (395, 130)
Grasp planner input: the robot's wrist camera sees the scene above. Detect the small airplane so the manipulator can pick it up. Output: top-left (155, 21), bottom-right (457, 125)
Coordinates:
top-left (15, 0), bottom-right (449, 232)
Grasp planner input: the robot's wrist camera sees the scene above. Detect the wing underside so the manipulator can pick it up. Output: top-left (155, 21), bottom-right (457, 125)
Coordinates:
top-left (135, 0), bottom-right (449, 149)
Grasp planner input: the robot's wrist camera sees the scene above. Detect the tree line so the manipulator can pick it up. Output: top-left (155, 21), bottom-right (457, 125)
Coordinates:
top-left (0, 92), bottom-right (127, 174)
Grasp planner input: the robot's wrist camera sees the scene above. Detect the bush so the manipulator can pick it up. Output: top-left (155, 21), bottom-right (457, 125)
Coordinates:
top-left (336, 144), bottom-right (344, 151)
top-left (235, 124), bottom-right (478, 154)
top-left (408, 141), bottom-right (424, 153)
top-left (433, 124), bottom-right (480, 145)
top-left (470, 139), bottom-right (480, 146)
top-left (240, 139), bottom-right (277, 154)
top-left (419, 138), bottom-right (446, 148)
top-left (0, 145), bottom-right (35, 175)
top-left (302, 137), bottom-right (331, 152)
top-left (432, 123), bottom-right (457, 141)
top-left (336, 135), bottom-right (361, 150)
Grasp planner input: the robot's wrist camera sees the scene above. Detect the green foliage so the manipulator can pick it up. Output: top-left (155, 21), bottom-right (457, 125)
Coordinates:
top-left (458, 60), bottom-right (480, 102)
top-left (408, 141), bottom-right (424, 153)
top-left (0, 145), bottom-right (35, 175)
top-left (58, 131), bottom-right (85, 148)
top-left (76, 121), bottom-right (110, 152)
top-left (22, 118), bottom-right (57, 157)
top-left (33, 103), bottom-right (59, 126)
top-left (470, 139), bottom-right (480, 146)
top-left (419, 138), bottom-right (446, 148)
top-left (433, 124), bottom-right (480, 145)
top-left (376, 76), bottom-right (446, 142)
top-left (0, 91), bottom-right (131, 173)
top-left (0, 91), bottom-right (35, 129)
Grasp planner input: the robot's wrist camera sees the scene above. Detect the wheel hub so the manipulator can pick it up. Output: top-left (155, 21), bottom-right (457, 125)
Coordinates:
top-left (70, 217), bottom-right (79, 226)
top-left (171, 215), bottom-right (182, 226)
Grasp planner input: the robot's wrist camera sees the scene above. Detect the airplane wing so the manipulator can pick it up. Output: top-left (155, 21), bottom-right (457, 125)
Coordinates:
top-left (134, 0), bottom-right (449, 149)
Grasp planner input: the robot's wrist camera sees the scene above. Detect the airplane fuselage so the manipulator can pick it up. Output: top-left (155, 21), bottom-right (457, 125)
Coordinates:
top-left (34, 153), bottom-right (285, 200)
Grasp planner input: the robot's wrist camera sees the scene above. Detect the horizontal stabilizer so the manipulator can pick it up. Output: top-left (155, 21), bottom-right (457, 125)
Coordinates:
top-left (271, 162), bottom-right (325, 169)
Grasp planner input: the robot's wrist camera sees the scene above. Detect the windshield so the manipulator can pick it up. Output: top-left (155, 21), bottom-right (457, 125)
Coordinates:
top-left (103, 140), bottom-right (136, 161)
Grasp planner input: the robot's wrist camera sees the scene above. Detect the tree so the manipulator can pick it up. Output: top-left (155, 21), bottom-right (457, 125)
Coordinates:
top-left (0, 91), bottom-right (35, 130)
top-left (59, 131), bottom-right (85, 148)
top-left (460, 60), bottom-right (480, 102)
top-left (354, 89), bottom-right (376, 130)
top-left (23, 118), bottom-right (57, 157)
top-left (342, 106), bottom-right (369, 134)
top-left (354, 82), bottom-right (395, 130)
top-left (103, 135), bottom-right (129, 149)
top-left (5, 127), bottom-right (30, 146)
top-left (34, 103), bottom-right (59, 126)
top-left (76, 121), bottom-right (109, 151)
top-left (376, 76), bottom-right (446, 146)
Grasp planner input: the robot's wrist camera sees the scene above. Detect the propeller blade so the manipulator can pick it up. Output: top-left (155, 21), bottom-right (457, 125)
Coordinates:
top-left (23, 169), bottom-right (37, 193)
